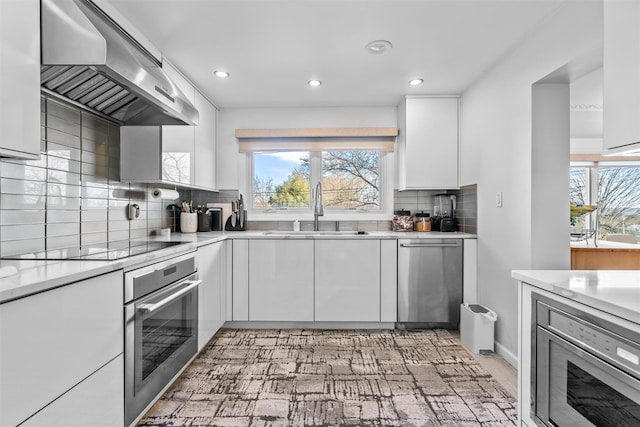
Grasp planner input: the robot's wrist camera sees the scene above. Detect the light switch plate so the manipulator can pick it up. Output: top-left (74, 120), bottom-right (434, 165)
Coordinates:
top-left (496, 192), bottom-right (503, 208)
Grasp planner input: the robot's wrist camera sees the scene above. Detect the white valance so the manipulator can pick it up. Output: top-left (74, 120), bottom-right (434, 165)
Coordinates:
top-left (236, 127), bottom-right (397, 153)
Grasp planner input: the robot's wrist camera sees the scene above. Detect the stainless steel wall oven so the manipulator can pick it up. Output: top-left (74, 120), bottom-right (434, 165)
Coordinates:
top-left (531, 293), bottom-right (640, 427)
top-left (124, 252), bottom-right (200, 426)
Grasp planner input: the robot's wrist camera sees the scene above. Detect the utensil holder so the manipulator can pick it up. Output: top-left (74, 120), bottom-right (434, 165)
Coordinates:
top-left (180, 212), bottom-right (198, 233)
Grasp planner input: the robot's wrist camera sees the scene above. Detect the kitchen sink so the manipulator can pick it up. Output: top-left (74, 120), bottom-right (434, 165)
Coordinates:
top-left (261, 231), bottom-right (369, 236)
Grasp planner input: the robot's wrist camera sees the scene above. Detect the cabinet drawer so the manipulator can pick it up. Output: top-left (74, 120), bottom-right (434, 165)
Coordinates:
top-left (21, 355), bottom-right (124, 427)
top-left (0, 271), bottom-right (124, 426)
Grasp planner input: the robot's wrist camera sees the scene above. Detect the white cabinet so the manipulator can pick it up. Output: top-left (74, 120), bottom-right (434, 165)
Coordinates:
top-left (0, 0), bottom-right (41, 159)
top-left (0, 271), bottom-right (124, 427)
top-left (315, 240), bottom-right (381, 322)
top-left (120, 62), bottom-right (218, 190)
top-left (603, 0), bottom-right (640, 151)
top-left (248, 240), bottom-right (314, 321)
top-left (380, 240), bottom-right (398, 322)
top-left (21, 355), bottom-right (124, 427)
top-left (195, 91), bottom-right (218, 190)
top-left (232, 239), bottom-right (249, 320)
top-left (197, 241), bottom-right (226, 350)
top-left (397, 96), bottom-right (459, 190)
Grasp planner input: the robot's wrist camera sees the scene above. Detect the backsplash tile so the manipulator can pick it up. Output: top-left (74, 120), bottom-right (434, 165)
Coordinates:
top-left (0, 96), bottom-right (218, 256)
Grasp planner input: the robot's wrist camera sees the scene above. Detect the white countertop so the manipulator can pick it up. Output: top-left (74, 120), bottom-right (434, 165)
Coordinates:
top-left (0, 230), bottom-right (475, 304)
top-left (512, 270), bottom-right (640, 324)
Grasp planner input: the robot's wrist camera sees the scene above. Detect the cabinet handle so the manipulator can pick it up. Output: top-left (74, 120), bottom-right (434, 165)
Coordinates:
top-left (400, 243), bottom-right (461, 248)
top-left (137, 280), bottom-right (200, 314)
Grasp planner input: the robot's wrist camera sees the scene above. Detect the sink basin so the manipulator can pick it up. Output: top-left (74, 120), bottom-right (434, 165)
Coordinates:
top-left (261, 231), bottom-right (369, 236)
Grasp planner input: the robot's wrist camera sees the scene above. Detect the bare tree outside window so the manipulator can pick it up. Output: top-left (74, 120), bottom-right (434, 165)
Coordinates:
top-left (322, 151), bottom-right (379, 209)
top-left (597, 167), bottom-right (640, 239)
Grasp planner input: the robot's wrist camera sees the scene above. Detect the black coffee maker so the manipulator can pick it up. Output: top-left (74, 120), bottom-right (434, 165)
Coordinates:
top-left (432, 193), bottom-right (458, 232)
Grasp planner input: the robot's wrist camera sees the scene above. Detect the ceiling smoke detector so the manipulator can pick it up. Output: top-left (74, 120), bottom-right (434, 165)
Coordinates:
top-left (365, 40), bottom-right (392, 55)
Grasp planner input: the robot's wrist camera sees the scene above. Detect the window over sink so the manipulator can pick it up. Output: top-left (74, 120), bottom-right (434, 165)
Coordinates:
top-left (250, 150), bottom-right (383, 212)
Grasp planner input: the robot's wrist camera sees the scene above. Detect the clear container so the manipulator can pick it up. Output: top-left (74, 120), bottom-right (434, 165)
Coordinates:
top-left (414, 212), bottom-right (431, 232)
top-left (393, 210), bottom-right (413, 231)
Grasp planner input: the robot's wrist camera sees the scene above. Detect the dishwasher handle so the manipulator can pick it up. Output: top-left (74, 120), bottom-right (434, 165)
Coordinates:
top-left (400, 242), bottom-right (462, 248)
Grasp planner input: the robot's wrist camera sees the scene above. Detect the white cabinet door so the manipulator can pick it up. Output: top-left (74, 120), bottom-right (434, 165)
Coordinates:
top-left (249, 240), bottom-right (314, 321)
top-left (315, 240), bottom-right (381, 322)
top-left (194, 91), bottom-right (218, 190)
top-left (232, 239), bottom-right (249, 320)
top-left (603, 1), bottom-right (640, 150)
top-left (197, 241), bottom-right (225, 350)
top-left (162, 125), bottom-right (195, 185)
top-left (398, 97), bottom-right (459, 189)
top-left (380, 239), bottom-right (398, 322)
top-left (0, 0), bottom-right (40, 159)
top-left (21, 355), bottom-right (124, 427)
top-left (0, 271), bottom-right (123, 427)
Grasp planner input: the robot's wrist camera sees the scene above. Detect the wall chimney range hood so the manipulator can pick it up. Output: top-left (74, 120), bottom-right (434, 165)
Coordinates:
top-left (40, 0), bottom-right (198, 126)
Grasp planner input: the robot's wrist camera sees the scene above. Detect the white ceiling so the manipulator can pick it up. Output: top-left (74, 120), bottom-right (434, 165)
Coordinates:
top-left (108, 0), bottom-right (571, 108)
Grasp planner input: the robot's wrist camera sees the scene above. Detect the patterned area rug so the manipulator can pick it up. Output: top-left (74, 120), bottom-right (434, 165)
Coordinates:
top-left (138, 329), bottom-right (516, 426)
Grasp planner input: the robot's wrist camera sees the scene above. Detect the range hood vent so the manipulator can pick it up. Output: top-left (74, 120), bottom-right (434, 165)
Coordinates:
top-left (41, 0), bottom-right (198, 126)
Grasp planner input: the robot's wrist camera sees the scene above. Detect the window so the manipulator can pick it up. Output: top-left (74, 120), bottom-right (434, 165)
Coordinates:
top-left (570, 162), bottom-right (640, 240)
top-left (251, 151), bottom-right (382, 211)
top-left (253, 151), bottom-right (310, 209)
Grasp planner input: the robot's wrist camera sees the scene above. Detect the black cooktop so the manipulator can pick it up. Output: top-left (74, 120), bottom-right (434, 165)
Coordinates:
top-left (1, 241), bottom-right (186, 261)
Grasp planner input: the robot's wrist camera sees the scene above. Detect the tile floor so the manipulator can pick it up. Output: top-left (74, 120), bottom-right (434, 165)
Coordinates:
top-left (138, 329), bottom-right (517, 427)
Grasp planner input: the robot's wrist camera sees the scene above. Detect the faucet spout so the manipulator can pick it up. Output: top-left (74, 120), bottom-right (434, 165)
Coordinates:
top-left (313, 182), bottom-right (324, 231)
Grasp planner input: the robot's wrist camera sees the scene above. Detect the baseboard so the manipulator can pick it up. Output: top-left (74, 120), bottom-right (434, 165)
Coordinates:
top-left (495, 341), bottom-right (518, 368)
top-left (223, 321), bottom-right (396, 330)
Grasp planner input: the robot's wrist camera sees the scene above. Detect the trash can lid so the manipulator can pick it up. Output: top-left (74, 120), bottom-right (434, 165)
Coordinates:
top-left (468, 304), bottom-right (489, 314)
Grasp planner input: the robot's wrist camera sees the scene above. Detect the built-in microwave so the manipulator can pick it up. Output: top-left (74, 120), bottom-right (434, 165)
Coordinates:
top-left (531, 293), bottom-right (640, 426)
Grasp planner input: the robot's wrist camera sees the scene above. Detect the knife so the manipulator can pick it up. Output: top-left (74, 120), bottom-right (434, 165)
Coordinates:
top-left (239, 194), bottom-right (244, 229)
top-left (231, 201), bottom-right (237, 228)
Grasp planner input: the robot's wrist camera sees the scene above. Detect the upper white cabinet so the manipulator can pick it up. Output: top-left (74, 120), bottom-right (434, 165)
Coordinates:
top-left (0, 271), bottom-right (123, 427)
top-left (248, 240), bottom-right (314, 321)
top-left (194, 91), bottom-right (218, 190)
top-left (603, 0), bottom-right (640, 151)
top-left (0, 0), bottom-right (41, 159)
top-left (120, 61), bottom-right (218, 190)
top-left (397, 96), bottom-right (459, 190)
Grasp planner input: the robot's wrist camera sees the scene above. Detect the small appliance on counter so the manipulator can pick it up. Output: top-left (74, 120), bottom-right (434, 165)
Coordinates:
top-left (225, 194), bottom-right (247, 231)
top-left (432, 193), bottom-right (458, 232)
top-left (393, 210), bottom-right (413, 231)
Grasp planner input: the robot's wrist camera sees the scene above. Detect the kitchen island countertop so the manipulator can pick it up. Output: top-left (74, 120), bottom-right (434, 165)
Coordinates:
top-left (512, 270), bottom-right (640, 324)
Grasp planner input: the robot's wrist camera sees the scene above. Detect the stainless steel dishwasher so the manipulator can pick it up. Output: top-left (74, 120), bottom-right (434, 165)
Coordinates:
top-left (397, 238), bottom-right (463, 329)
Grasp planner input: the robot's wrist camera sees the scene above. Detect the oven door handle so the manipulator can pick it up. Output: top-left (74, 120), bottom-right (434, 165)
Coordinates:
top-left (137, 280), bottom-right (201, 314)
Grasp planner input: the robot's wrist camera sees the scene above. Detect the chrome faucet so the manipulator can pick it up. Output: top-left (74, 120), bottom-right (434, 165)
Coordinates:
top-left (313, 181), bottom-right (324, 231)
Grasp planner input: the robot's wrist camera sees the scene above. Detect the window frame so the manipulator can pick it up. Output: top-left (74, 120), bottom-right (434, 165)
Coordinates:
top-left (247, 150), bottom-right (392, 220)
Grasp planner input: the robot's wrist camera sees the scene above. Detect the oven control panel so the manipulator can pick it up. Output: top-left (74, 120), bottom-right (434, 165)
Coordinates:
top-left (545, 307), bottom-right (640, 378)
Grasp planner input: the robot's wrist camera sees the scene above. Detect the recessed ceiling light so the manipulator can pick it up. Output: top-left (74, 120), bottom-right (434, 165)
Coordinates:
top-left (409, 78), bottom-right (424, 86)
top-left (365, 40), bottom-right (392, 55)
top-left (308, 79), bottom-right (322, 87)
top-left (213, 70), bottom-right (230, 78)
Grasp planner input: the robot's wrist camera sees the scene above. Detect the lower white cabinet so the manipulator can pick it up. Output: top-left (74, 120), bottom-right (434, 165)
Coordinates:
top-left (232, 239), bottom-right (249, 320)
top-left (0, 270), bottom-right (124, 427)
top-left (21, 355), bottom-right (124, 427)
top-left (197, 240), bottom-right (226, 350)
top-left (249, 239), bottom-right (314, 321)
top-left (315, 240), bottom-right (381, 322)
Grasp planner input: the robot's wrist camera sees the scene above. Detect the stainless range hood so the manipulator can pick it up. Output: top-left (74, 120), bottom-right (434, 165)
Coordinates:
top-left (41, 0), bottom-right (198, 126)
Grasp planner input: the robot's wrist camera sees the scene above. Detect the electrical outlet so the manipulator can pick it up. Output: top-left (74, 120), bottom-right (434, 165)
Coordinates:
top-left (496, 192), bottom-right (503, 208)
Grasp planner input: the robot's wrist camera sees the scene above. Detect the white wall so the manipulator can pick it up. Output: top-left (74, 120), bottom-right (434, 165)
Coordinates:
top-left (459, 1), bottom-right (602, 363)
top-left (218, 106), bottom-right (397, 198)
